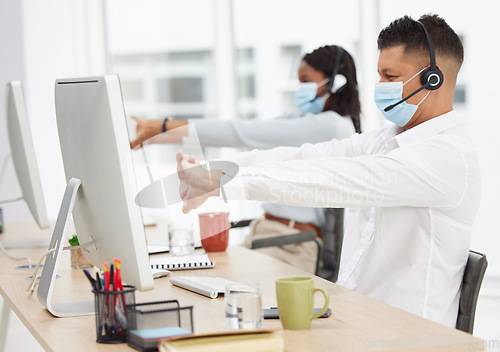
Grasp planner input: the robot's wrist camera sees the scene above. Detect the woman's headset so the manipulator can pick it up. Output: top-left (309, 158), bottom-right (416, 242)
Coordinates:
top-left (317, 46), bottom-right (346, 97)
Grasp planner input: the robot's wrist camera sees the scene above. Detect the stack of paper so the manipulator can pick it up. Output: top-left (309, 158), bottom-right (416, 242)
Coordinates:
top-left (158, 330), bottom-right (283, 352)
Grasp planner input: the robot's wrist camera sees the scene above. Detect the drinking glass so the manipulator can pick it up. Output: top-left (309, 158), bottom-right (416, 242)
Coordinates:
top-left (225, 283), bottom-right (263, 330)
top-left (168, 222), bottom-right (195, 256)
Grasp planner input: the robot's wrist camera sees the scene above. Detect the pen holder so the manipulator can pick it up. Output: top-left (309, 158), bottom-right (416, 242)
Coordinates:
top-left (93, 285), bottom-right (137, 344)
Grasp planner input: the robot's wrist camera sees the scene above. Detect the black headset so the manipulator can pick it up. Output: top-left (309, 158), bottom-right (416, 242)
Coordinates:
top-left (418, 21), bottom-right (444, 90)
top-left (384, 20), bottom-right (444, 112)
top-left (316, 46), bottom-right (345, 98)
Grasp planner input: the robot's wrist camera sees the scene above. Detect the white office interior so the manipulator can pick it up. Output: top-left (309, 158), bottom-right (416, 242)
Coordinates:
top-left (0, 0), bottom-right (499, 350)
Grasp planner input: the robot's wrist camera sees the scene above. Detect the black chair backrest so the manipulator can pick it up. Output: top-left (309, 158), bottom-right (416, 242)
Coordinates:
top-left (319, 208), bottom-right (344, 282)
top-left (456, 250), bottom-right (488, 334)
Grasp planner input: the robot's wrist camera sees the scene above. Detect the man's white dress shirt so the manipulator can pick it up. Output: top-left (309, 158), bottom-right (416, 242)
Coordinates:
top-left (223, 110), bottom-right (481, 327)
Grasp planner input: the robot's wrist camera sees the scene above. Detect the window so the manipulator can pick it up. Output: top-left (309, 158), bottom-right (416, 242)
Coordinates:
top-left (235, 48), bottom-right (256, 119)
top-left (120, 79), bottom-right (144, 101)
top-left (157, 77), bottom-right (204, 103)
top-left (453, 84), bottom-right (466, 105)
top-left (111, 51), bottom-right (212, 120)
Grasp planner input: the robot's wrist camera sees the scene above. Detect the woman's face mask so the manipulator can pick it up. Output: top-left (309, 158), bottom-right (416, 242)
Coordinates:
top-left (294, 78), bottom-right (330, 114)
top-left (374, 66), bottom-right (430, 127)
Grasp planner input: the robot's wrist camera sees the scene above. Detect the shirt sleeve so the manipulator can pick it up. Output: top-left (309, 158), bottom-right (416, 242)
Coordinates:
top-left (188, 111), bottom-right (354, 150)
top-left (225, 129), bottom-right (371, 168)
top-left (223, 139), bottom-right (467, 209)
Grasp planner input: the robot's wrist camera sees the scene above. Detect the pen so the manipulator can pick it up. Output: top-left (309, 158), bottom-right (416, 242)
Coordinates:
top-left (95, 272), bottom-right (102, 291)
top-left (114, 258), bottom-right (127, 322)
top-left (114, 258), bottom-right (123, 290)
top-left (114, 258), bottom-right (127, 335)
top-left (104, 262), bottom-right (109, 292)
top-left (100, 270), bottom-right (104, 289)
top-left (110, 264), bottom-right (115, 292)
top-left (83, 269), bottom-right (97, 290)
top-left (113, 257), bottom-right (117, 286)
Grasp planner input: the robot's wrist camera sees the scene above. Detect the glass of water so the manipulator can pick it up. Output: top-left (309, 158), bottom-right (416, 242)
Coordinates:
top-left (168, 221), bottom-right (195, 256)
top-left (225, 282), bottom-right (263, 330)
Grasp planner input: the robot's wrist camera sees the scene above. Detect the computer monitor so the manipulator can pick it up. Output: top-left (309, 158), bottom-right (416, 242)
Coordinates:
top-left (5, 81), bottom-right (49, 230)
top-left (37, 75), bottom-right (154, 317)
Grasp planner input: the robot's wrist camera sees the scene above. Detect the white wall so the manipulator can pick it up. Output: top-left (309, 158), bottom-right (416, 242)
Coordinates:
top-left (106, 0), bottom-right (215, 54)
top-left (0, 0), bottom-right (108, 225)
top-left (20, 0), bottom-right (81, 222)
top-left (0, 1), bottom-right (29, 223)
top-left (21, 0), bottom-right (108, 220)
top-left (458, 3), bottom-right (500, 279)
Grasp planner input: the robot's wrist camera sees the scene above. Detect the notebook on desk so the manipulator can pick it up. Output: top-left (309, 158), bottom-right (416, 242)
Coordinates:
top-left (150, 254), bottom-right (214, 271)
top-left (158, 329), bottom-right (283, 352)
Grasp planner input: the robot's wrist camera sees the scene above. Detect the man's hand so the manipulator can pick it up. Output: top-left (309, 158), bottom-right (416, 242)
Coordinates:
top-left (176, 150), bottom-right (221, 213)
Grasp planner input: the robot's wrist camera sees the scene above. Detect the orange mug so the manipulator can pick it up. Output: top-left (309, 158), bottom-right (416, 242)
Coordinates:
top-left (198, 212), bottom-right (230, 252)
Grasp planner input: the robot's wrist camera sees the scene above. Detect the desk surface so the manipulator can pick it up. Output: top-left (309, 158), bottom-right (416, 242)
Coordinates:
top-left (0, 221), bottom-right (485, 352)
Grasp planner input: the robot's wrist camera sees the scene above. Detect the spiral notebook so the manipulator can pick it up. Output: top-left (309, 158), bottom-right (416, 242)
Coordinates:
top-left (150, 254), bottom-right (214, 271)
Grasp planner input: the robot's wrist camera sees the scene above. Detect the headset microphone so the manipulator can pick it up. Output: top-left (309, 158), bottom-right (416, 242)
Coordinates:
top-left (384, 20), bottom-right (444, 112)
top-left (384, 81), bottom-right (431, 112)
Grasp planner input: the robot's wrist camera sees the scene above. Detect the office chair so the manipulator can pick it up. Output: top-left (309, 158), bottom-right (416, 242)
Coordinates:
top-left (318, 208), bottom-right (344, 282)
top-left (230, 208), bottom-right (344, 282)
top-left (456, 250), bottom-right (488, 334)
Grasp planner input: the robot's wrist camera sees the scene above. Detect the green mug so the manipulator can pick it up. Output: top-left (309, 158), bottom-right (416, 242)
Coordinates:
top-left (275, 277), bottom-right (330, 330)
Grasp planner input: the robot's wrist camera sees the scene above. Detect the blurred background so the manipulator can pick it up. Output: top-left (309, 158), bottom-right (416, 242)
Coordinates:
top-left (0, 0), bottom-right (498, 350)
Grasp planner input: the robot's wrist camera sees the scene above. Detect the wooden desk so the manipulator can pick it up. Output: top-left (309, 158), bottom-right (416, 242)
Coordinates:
top-left (0, 222), bottom-right (485, 351)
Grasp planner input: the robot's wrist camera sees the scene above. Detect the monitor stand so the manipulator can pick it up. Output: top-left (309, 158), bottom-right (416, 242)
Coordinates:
top-left (37, 177), bottom-right (95, 317)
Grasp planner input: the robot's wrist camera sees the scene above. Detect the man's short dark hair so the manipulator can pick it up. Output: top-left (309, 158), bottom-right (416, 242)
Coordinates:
top-left (377, 14), bottom-right (464, 69)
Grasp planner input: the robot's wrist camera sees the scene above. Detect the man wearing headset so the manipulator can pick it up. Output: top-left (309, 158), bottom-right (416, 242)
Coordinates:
top-left (176, 14), bottom-right (480, 327)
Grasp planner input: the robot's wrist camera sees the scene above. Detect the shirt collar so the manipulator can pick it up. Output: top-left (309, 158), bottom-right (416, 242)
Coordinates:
top-left (391, 110), bottom-right (459, 147)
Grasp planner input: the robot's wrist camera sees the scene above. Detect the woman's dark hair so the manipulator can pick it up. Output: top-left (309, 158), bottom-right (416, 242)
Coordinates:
top-left (303, 45), bottom-right (361, 133)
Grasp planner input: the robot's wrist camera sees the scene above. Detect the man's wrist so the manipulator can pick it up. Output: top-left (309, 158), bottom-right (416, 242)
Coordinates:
top-left (212, 170), bottom-right (223, 190)
top-left (202, 161), bottom-right (239, 202)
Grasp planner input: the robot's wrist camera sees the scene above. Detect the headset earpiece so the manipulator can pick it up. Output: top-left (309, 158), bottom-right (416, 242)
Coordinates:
top-left (417, 21), bottom-right (444, 90)
top-left (329, 46), bottom-right (344, 93)
top-left (317, 46), bottom-right (345, 97)
top-left (420, 66), bottom-right (444, 90)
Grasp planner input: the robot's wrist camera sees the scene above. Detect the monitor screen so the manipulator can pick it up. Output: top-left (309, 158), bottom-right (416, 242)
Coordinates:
top-left (54, 75), bottom-right (153, 291)
top-left (5, 81), bottom-right (49, 230)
